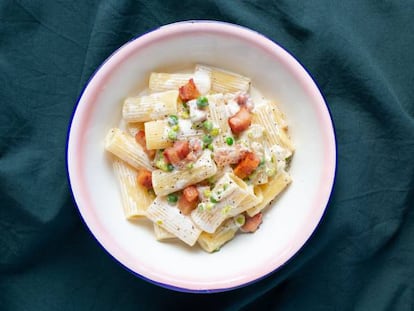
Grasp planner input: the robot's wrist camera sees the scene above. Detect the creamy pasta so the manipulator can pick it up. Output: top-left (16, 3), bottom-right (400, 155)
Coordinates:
top-left (104, 65), bottom-right (293, 252)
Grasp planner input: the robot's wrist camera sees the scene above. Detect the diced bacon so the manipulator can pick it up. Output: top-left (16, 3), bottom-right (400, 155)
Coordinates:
top-left (183, 185), bottom-right (199, 202)
top-left (137, 169), bottom-right (152, 190)
top-left (163, 148), bottom-right (180, 164)
top-left (177, 196), bottom-right (198, 215)
top-left (241, 212), bottom-right (263, 233)
top-left (236, 93), bottom-right (249, 106)
top-left (189, 138), bottom-right (203, 154)
top-left (135, 130), bottom-right (146, 146)
top-left (135, 130), bottom-right (155, 159)
top-left (186, 138), bottom-right (203, 162)
top-left (174, 140), bottom-right (190, 158)
top-left (163, 140), bottom-right (190, 165)
top-left (178, 186), bottom-right (199, 215)
top-left (186, 152), bottom-right (197, 162)
top-left (213, 145), bottom-right (249, 167)
top-left (233, 152), bottom-right (260, 179)
top-left (235, 93), bottom-right (254, 111)
top-left (228, 106), bottom-right (252, 135)
top-left (179, 79), bottom-right (200, 102)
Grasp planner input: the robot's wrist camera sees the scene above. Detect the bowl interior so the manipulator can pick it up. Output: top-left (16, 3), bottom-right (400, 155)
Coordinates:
top-left (67, 22), bottom-right (336, 292)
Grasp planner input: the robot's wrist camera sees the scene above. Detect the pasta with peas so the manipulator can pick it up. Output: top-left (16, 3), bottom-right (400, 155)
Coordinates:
top-left (104, 64), bottom-right (293, 252)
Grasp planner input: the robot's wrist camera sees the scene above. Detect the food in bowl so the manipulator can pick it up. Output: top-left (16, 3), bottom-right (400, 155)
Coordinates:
top-left (104, 64), bottom-right (294, 252)
top-left (67, 21), bottom-right (336, 292)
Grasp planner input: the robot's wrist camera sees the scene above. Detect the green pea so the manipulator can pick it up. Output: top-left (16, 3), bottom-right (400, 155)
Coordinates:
top-left (202, 135), bottom-right (213, 145)
top-left (225, 137), bottom-right (234, 145)
top-left (155, 159), bottom-right (168, 171)
top-left (203, 120), bottom-right (213, 131)
top-left (210, 128), bottom-right (220, 137)
top-left (168, 130), bottom-right (178, 141)
top-left (210, 196), bottom-right (219, 203)
top-left (259, 157), bottom-right (265, 166)
top-left (168, 115), bottom-right (178, 125)
top-left (196, 96), bottom-right (209, 108)
top-left (167, 193), bottom-right (178, 204)
top-left (235, 214), bottom-right (245, 227)
top-left (179, 111), bottom-right (189, 119)
top-left (205, 202), bottom-right (215, 211)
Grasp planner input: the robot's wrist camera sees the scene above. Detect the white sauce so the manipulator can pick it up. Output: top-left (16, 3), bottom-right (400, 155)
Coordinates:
top-left (270, 144), bottom-right (292, 161)
top-left (193, 70), bottom-right (211, 95)
top-left (178, 119), bottom-right (196, 136)
top-left (197, 185), bottom-right (211, 202)
top-left (226, 99), bottom-right (240, 117)
top-left (176, 180), bottom-right (187, 189)
top-left (188, 99), bottom-right (207, 122)
top-left (246, 124), bottom-right (265, 139)
top-left (250, 86), bottom-right (266, 103)
top-left (269, 144), bottom-right (292, 172)
top-left (251, 142), bottom-right (263, 157)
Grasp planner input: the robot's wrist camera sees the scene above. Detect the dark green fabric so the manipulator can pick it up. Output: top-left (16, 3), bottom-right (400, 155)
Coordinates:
top-left (1, 0), bottom-right (413, 309)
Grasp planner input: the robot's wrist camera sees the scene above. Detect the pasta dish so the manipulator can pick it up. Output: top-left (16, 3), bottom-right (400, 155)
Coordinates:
top-left (104, 65), bottom-right (294, 252)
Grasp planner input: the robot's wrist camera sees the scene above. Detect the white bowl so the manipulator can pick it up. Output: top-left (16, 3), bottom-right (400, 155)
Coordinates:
top-left (67, 21), bottom-right (336, 293)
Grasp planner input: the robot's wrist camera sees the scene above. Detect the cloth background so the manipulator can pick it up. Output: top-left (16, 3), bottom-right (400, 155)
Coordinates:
top-left (1, 1), bottom-right (413, 310)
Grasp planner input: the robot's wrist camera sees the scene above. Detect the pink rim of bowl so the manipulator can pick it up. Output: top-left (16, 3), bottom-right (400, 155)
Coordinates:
top-left (67, 21), bottom-right (337, 293)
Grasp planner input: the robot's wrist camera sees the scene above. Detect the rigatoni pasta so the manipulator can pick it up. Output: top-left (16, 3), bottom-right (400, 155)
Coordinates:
top-left (105, 128), bottom-right (153, 171)
top-left (247, 170), bottom-right (292, 217)
top-left (153, 222), bottom-right (176, 241)
top-left (144, 120), bottom-right (172, 150)
top-left (207, 94), bottom-right (231, 147)
top-left (104, 64), bottom-right (294, 252)
top-left (152, 150), bottom-right (217, 196)
top-left (191, 173), bottom-right (250, 233)
top-left (253, 103), bottom-right (294, 152)
top-left (198, 217), bottom-right (242, 252)
top-left (149, 73), bottom-right (193, 92)
top-left (146, 197), bottom-right (202, 246)
top-left (112, 159), bottom-right (153, 218)
top-left (195, 64), bottom-right (251, 93)
top-left (123, 90), bottom-right (178, 122)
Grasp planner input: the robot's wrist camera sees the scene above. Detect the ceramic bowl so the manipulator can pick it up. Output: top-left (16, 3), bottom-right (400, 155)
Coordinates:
top-left (67, 21), bottom-right (336, 293)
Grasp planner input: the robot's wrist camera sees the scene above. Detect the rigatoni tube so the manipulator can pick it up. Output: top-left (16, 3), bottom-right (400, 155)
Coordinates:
top-left (104, 128), bottom-right (153, 171)
top-left (122, 90), bottom-right (178, 122)
top-left (246, 170), bottom-right (291, 217)
top-left (146, 197), bottom-right (201, 246)
top-left (195, 64), bottom-right (250, 93)
top-left (149, 73), bottom-right (193, 92)
top-left (112, 159), bottom-right (153, 219)
top-left (152, 150), bottom-right (217, 196)
top-left (144, 120), bottom-right (172, 150)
